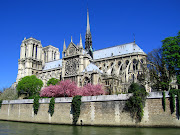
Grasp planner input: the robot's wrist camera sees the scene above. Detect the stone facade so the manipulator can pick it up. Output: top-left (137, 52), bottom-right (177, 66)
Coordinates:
top-left (16, 10), bottom-right (151, 93)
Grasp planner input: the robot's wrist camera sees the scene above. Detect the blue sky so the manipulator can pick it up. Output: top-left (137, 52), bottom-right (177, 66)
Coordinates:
top-left (0, 0), bottom-right (179, 90)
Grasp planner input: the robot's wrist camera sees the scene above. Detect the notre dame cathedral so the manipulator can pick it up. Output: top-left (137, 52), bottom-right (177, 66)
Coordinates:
top-left (16, 10), bottom-right (151, 94)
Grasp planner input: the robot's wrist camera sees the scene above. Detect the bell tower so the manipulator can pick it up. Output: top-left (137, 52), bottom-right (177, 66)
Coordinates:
top-left (16, 37), bottom-right (43, 82)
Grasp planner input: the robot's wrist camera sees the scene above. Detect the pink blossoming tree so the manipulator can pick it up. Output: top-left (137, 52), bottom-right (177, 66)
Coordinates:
top-left (40, 80), bottom-right (105, 98)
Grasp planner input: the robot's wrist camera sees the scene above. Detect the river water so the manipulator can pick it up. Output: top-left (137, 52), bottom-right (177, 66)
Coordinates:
top-left (0, 121), bottom-right (179, 135)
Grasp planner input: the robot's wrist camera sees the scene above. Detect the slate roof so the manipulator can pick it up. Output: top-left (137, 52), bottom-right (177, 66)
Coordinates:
top-left (93, 42), bottom-right (145, 60)
top-left (82, 63), bottom-right (103, 73)
top-left (43, 59), bottom-right (62, 71)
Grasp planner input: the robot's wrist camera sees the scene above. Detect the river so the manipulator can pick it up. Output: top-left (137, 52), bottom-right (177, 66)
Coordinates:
top-left (0, 121), bottom-right (179, 135)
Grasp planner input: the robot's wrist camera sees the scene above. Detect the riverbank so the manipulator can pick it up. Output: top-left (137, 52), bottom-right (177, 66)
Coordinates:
top-left (0, 92), bottom-right (179, 127)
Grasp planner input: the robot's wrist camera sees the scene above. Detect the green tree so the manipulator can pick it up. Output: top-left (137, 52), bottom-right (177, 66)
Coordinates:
top-left (0, 88), bottom-right (18, 100)
top-left (147, 48), bottom-right (171, 91)
top-left (126, 83), bottom-right (148, 122)
top-left (162, 31), bottom-right (180, 87)
top-left (47, 78), bottom-right (60, 86)
top-left (17, 75), bottom-right (43, 97)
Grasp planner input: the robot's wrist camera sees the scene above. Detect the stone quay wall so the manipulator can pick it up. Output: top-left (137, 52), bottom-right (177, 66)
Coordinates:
top-left (0, 92), bottom-right (179, 127)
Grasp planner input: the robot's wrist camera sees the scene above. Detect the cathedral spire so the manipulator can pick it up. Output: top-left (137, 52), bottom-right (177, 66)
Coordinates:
top-left (63, 39), bottom-right (66, 52)
top-left (71, 36), bottom-right (73, 42)
top-left (86, 8), bottom-right (90, 34)
top-left (79, 34), bottom-right (83, 48)
top-left (85, 8), bottom-right (93, 58)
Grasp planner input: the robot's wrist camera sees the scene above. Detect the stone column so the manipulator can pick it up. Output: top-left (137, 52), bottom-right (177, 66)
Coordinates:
top-left (79, 55), bottom-right (84, 72)
top-left (37, 45), bottom-right (41, 60)
top-left (46, 51), bottom-right (48, 62)
top-left (52, 51), bottom-right (54, 61)
top-left (20, 43), bottom-right (25, 59)
top-left (56, 52), bottom-right (60, 60)
top-left (48, 50), bottom-right (52, 62)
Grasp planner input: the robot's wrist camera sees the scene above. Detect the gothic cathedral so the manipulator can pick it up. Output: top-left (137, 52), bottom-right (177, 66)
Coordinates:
top-left (16, 10), bottom-right (151, 94)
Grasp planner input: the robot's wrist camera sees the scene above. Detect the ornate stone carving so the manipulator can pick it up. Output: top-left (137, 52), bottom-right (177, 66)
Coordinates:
top-left (69, 47), bottom-right (75, 55)
top-left (65, 58), bottom-right (79, 76)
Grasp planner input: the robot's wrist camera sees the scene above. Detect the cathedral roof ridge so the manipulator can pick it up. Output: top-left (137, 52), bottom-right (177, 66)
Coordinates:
top-left (94, 42), bottom-right (135, 52)
top-left (93, 42), bottom-right (145, 60)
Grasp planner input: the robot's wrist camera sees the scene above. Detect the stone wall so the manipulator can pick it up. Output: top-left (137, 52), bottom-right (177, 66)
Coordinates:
top-left (0, 92), bottom-right (179, 127)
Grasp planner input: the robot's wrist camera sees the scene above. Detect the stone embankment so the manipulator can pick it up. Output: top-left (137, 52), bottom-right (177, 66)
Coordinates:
top-left (0, 92), bottom-right (179, 127)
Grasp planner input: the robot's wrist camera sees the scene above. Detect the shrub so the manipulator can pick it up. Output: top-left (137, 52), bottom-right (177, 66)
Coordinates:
top-left (49, 97), bottom-right (55, 116)
top-left (33, 95), bottom-right (40, 115)
top-left (162, 91), bottom-right (166, 111)
top-left (128, 83), bottom-right (141, 93)
top-left (0, 88), bottom-right (18, 101)
top-left (47, 78), bottom-right (60, 86)
top-left (17, 75), bottom-right (43, 97)
top-left (72, 95), bottom-right (82, 125)
top-left (0, 100), bottom-right (2, 109)
top-left (169, 89), bottom-right (180, 114)
top-left (178, 92), bottom-right (180, 116)
top-left (125, 83), bottom-right (148, 122)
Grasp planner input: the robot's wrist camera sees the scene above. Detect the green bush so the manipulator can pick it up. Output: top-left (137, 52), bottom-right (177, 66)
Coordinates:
top-left (126, 83), bottom-right (148, 122)
top-left (178, 92), bottom-right (180, 116)
top-left (33, 96), bottom-right (40, 115)
top-left (0, 100), bottom-right (2, 109)
top-left (128, 83), bottom-right (142, 93)
top-left (49, 97), bottom-right (55, 116)
top-left (47, 78), bottom-right (60, 86)
top-left (169, 89), bottom-right (180, 114)
top-left (0, 88), bottom-right (18, 101)
top-left (162, 91), bottom-right (166, 111)
top-left (16, 75), bottom-right (43, 98)
top-left (72, 95), bottom-right (82, 125)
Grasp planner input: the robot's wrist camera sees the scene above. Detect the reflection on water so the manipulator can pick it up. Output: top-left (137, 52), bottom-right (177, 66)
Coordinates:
top-left (0, 121), bottom-right (180, 135)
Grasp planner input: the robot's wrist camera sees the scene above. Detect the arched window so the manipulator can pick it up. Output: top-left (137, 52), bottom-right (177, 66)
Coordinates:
top-left (111, 68), bottom-right (114, 75)
top-left (44, 51), bottom-right (46, 62)
top-left (35, 45), bottom-right (38, 59)
top-left (133, 59), bottom-right (138, 71)
top-left (25, 44), bottom-right (27, 58)
top-left (84, 77), bottom-right (90, 86)
top-left (118, 61), bottom-right (121, 66)
top-left (54, 52), bottom-right (56, 60)
top-left (126, 60), bottom-right (129, 66)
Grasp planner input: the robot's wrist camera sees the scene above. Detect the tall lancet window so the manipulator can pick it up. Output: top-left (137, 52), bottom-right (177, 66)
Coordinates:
top-left (44, 51), bottom-right (46, 62)
top-left (54, 52), bottom-right (56, 60)
top-left (25, 44), bottom-right (27, 58)
top-left (36, 45), bottom-right (38, 59)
